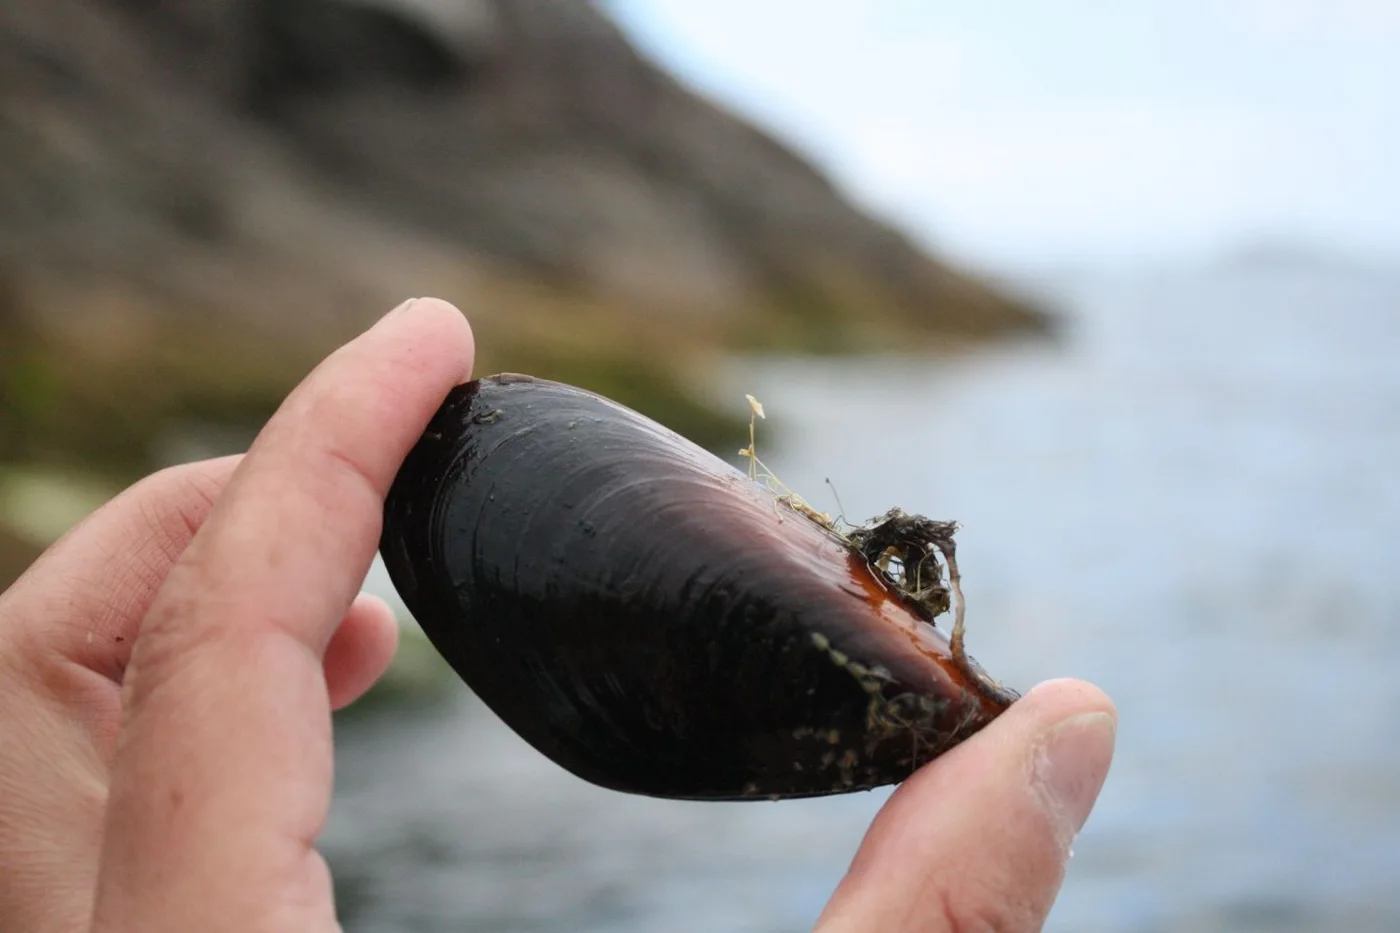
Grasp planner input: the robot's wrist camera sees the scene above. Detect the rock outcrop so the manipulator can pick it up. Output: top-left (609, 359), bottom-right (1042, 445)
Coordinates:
top-left (0, 0), bottom-right (1048, 475)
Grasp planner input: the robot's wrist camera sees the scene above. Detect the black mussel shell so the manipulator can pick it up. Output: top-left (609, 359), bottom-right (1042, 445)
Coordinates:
top-left (380, 374), bottom-right (1017, 800)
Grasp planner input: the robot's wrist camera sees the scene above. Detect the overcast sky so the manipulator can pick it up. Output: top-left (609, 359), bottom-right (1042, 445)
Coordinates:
top-left (608, 0), bottom-right (1400, 272)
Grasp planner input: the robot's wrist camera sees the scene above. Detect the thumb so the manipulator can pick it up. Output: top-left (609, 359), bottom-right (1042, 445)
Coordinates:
top-left (816, 679), bottom-right (1116, 933)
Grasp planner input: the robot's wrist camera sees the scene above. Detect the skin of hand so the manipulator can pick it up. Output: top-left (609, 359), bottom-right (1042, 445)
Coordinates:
top-left (0, 297), bottom-right (1115, 933)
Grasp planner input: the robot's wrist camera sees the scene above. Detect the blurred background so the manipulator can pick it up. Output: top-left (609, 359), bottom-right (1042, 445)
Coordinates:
top-left (3, 1), bottom-right (1398, 930)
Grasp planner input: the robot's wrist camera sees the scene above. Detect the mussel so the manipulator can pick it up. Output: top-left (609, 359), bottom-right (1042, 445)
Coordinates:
top-left (380, 374), bottom-right (1018, 800)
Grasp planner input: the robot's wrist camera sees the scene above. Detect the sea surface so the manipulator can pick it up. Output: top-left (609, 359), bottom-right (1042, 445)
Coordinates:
top-left (334, 264), bottom-right (1400, 932)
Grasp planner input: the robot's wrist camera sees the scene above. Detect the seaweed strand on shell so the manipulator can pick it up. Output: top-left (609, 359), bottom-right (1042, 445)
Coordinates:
top-left (738, 396), bottom-right (972, 674)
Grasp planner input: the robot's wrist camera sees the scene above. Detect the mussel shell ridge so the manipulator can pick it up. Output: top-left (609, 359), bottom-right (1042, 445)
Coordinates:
top-left (380, 374), bottom-right (1015, 800)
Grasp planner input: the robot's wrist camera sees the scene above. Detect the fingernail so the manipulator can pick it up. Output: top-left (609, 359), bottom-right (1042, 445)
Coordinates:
top-left (376, 298), bottom-right (419, 326)
top-left (1033, 711), bottom-right (1116, 845)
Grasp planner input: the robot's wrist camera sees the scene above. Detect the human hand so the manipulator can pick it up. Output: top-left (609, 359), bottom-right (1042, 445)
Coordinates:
top-left (0, 297), bottom-right (475, 931)
top-left (0, 294), bottom-right (1112, 933)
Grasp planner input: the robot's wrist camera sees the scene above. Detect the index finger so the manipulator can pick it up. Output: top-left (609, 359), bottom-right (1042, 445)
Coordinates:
top-left (94, 298), bottom-right (473, 930)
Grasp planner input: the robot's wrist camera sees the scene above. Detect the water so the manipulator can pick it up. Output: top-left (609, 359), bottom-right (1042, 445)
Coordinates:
top-left (331, 264), bottom-right (1400, 932)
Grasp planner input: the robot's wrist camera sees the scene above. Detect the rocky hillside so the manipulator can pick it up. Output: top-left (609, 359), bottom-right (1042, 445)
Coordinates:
top-left (0, 0), bottom-right (1048, 486)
